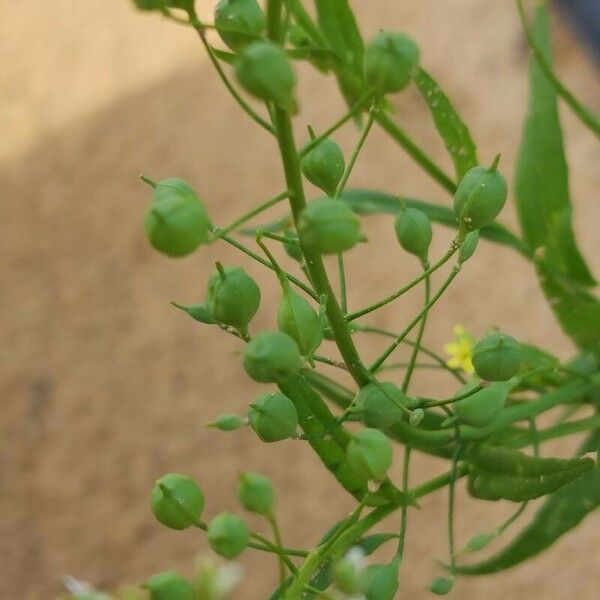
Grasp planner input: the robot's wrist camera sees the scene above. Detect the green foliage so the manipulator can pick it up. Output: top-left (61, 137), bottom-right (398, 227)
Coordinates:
top-left (96, 2), bottom-right (600, 598)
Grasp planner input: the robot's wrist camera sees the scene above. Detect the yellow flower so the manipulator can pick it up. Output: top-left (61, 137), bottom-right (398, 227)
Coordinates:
top-left (444, 325), bottom-right (475, 374)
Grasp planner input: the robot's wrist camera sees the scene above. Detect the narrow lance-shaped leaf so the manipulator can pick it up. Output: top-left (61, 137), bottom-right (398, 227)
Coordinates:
top-left (514, 3), bottom-right (596, 287)
top-left (413, 67), bottom-right (478, 179)
top-left (456, 429), bottom-right (600, 574)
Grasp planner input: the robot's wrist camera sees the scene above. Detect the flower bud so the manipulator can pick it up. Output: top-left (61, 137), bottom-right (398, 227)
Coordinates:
top-left (356, 381), bottom-right (418, 429)
top-left (145, 572), bottom-right (195, 600)
top-left (409, 408), bottom-right (425, 426)
top-left (215, 0), bottom-right (265, 53)
top-left (151, 473), bottom-right (204, 530)
top-left (207, 414), bottom-right (247, 431)
top-left (472, 332), bottom-right (521, 382)
top-left (206, 265), bottom-right (260, 335)
top-left (207, 512), bottom-right (250, 560)
top-left (453, 379), bottom-right (511, 427)
top-left (453, 160), bottom-right (507, 229)
top-left (458, 230), bottom-right (479, 264)
top-left (238, 472), bottom-right (275, 515)
top-left (360, 563), bottom-right (399, 600)
top-left (394, 206), bottom-right (432, 260)
top-left (364, 31), bottom-right (420, 94)
top-left (248, 392), bottom-right (298, 442)
top-left (243, 331), bottom-right (303, 383)
top-left (236, 41), bottom-right (297, 113)
top-left (144, 178), bottom-right (211, 257)
top-left (277, 290), bottom-right (322, 358)
top-left (346, 429), bottom-right (392, 481)
top-left (298, 199), bottom-right (362, 255)
top-left (300, 138), bottom-right (345, 197)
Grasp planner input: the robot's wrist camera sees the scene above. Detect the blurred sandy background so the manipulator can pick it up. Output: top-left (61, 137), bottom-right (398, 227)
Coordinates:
top-left (2, 1), bottom-right (599, 598)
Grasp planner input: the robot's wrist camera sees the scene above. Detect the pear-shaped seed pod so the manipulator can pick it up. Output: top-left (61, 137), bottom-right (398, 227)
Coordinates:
top-left (472, 332), bottom-right (521, 381)
top-left (301, 137), bottom-right (345, 197)
top-left (215, 0), bottom-right (265, 53)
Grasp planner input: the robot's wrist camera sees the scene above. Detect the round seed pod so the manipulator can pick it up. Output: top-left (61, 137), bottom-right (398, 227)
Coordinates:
top-left (453, 164), bottom-right (507, 229)
top-left (206, 265), bottom-right (260, 335)
top-left (238, 472), bottom-right (275, 515)
top-left (207, 512), bottom-right (250, 560)
top-left (145, 572), bottom-right (195, 600)
top-left (360, 563), bottom-right (399, 600)
top-left (277, 290), bottom-right (322, 357)
top-left (298, 199), bottom-right (361, 255)
top-left (453, 379), bottom-right (511, 427)
top-left (472, 332), bottom-right (521, 382)
top-left (243, 331), bottom-right (303, 383)
top-left (394, 207), bottom-right (432, 260)
top-left (248, 392), bottom-right (298, 442)
top-left (346, 429), bottom-right (392, 482)
top-left (215, 0), bottom-right (265, 53)
top-left (429, 576), bottom-right (454, 596)
top-left (458, 230), bottom-right (479, 264)
top-left (334, 552), bottom-right (363, 595)
top-left (145, 178), bottom-right (211, 258)
top-left (300, 138), bottom-right (345, 197)
top-left (236, 41), bottom-right (297, 113)
top-left (150, 473), bottom-right (204, 530)
top-left (356, 381), bottom-right (418, 429)
top-left (364, 31), bottom-right (420, 94)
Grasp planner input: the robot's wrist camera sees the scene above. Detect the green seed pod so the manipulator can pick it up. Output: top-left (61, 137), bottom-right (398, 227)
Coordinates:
top-left (333, 554), bottom-right (363, 595)
top-left (409, 408), bottom-right (425, 426)
top-left (215, 0), bottom-right (265, 53)
top-left (465, 531), bottom-right (496, 552)
top-left (429, 576), bottom-right (454, 596)
top-left (356, 381), bottom-right (418, 429)
top-left (360, 563), bottom-right (399, 600)
top-left (207, 512), bottom-right (250, 560)
top-left (248, 392), bottom-right (298, 442)
top-left (453, 162), bottom-right (508, 229)
top-left (300, 138), bottom-right (345, 197)
top-left (472, 332), bottom-right (521, 382)
top-left (364, 31), bottom-right (420, 94)
top-left (298, 199), bottom-right (362, 255)
top-left (277, 289), bottom-right (322, 358)
top-left (236, 41), bottom-right (297, 113)
top-left (453, 380), bottom-right (511, 428)
top-left (394, 206), bottom-right (432, 260)
top-left (283, 231), bottom-right (303, 263)
top-left (145, 178), bottom-right (211, 258)
top-left (346, 428), bottom-right (393, 481)
top-left (238, 472), bottom-right (275, 515)
top-left (458, 230), bottom-right (479, 264)
top-left (145, 572), bottom-right (195, 600)
top-left (206, 265), bottom-right (260, 335)
top-left (207, 414), bottom-right (247, 431)
top-left (150, 473), bottom-right (205, 530)
top-left (243, 331), bottom-right (303, 383)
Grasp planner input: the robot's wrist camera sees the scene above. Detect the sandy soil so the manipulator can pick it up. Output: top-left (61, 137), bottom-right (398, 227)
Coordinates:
top-left (2, 1), bottom-right (600, 598)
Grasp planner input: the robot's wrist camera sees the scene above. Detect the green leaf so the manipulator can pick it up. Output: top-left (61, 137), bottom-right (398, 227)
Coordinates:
top-left (413, 67), bottom-right (477, 179)
top-left (514, 4), bottom-right (596, 287)
top-left (456, 429), bottom-right (600, 574)
top-left (535, 257), bottom-right (600, 356)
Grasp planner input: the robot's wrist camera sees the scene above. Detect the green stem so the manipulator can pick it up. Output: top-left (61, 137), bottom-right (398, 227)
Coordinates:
top-left (346, 245), bottom-right (457, 321)
top-left (421, 382), bottom-right (486, 408)
top-left (402, 264), bottom-right (431, 392)
top-left (213, 191), bottom-right (290, 238)
top-left (220, 233), bottom-right (318, 300)
top-left (395, 446), bottom-right (412, 563)
top-left (338, 254), bottom-right (348, 314)
top-left (299, 91), bottom-right (374, 157)
top-left (370, 265), bottom-right (461, 372)
top-left (267, 511), bottom-right (288, 583)
top-left (333, 102), bottom-right (379, 200)
top-left (376, 112), bottom-right (456, 194)
top-left (193, 25), bottom-right (275, 134)
top-left (447, 445), bottom-right (463, 576)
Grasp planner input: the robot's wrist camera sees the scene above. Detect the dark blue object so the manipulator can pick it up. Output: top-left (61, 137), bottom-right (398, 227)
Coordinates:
top-left (555, 0), bottom-right (600, 61)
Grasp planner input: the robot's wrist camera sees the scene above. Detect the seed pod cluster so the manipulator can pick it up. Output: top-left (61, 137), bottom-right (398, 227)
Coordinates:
top-left (145, 178), bottom-right (211, 257)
